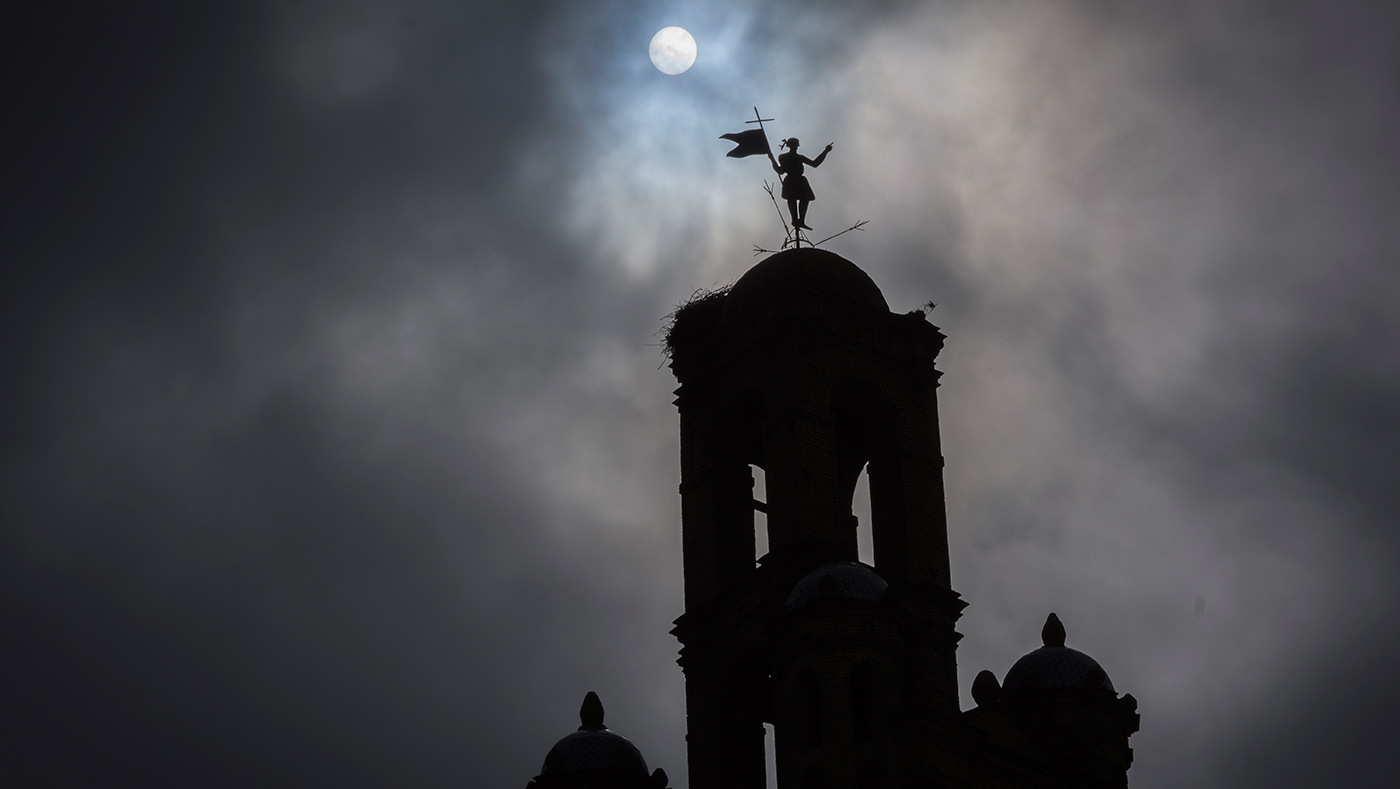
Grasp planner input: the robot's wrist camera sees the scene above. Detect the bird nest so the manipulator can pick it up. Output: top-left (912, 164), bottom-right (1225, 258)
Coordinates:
top-left (660, 285), bottom-right (731, 362)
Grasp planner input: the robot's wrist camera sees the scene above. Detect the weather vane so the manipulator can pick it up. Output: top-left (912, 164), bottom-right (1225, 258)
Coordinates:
top-left (720, 107), bottom-right (866, 252)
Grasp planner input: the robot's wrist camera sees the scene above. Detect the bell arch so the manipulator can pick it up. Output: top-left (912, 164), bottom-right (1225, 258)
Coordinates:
top-left (831, 380), bottom-right (914, 579)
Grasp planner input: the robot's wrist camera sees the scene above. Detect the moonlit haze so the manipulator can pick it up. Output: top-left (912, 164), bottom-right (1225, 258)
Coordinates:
top-left (4, 2), bottom-right (1398, 788)
top-left (650, 26), bottom-right (698, 75)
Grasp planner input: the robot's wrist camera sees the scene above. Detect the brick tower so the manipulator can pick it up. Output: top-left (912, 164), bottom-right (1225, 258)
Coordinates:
top-left (665, 247), bottom-right (963, 789)
top-left (662, 248), bottom-right (1138, 789)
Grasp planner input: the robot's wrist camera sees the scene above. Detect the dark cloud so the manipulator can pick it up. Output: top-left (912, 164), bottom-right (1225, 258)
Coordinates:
top-left (4, 1), bottom-right (1398, 787)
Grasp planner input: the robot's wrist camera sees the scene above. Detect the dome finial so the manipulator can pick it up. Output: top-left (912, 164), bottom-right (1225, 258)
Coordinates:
top-left (1042, 613), bottom-right (1066, 648)
top-left (971, 670), bottom-right (1002, 706)
top-left (579, 691), bottom-right (606, 731)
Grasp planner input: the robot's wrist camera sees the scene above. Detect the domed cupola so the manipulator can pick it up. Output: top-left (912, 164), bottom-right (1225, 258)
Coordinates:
top-left (965, 614), bottom-right (1140, 789)
top-left (1001, 613), bottom-right (1115, 696)
top-left (720, 247), bottom-right (890, 325)
top-left (785, 561), bottom-right (889, 609)
top-left (525, 693), bottom-right (669, 789)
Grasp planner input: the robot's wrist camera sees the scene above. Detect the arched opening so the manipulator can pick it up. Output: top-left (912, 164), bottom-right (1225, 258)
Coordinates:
top-left (705, 391), bottom-right (766, 586)
top-left (833, 382), bottom-right (904, 573)
top-left (852, 464), bottom-right (873, 565)
top-left (828, 386), bottom-right (896, 570)
top-left (728, 652), bottom-right (773, 789)
top-left (752, 463), bottom-right (769, 564)
top-left (763, 722), bottom-right (777, 789)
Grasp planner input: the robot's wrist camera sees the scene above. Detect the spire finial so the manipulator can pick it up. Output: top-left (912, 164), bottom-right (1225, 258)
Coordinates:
top-left (1042, 612), bottom-right (1066, 647)
top-left (579, 691), bottom-right (606, 730)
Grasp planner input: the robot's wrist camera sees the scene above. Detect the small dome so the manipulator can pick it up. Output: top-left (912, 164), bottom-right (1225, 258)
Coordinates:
top-left (541, 692), bottom-right (650, 777)
top-left (786, 562), bottom-right (888, 609)
top-left (722, 248), bottom-right (889, 323)
top-left (542, 730), bottom-right (649, 776)
top-left (1001, 614), bottom-right (1115, 696)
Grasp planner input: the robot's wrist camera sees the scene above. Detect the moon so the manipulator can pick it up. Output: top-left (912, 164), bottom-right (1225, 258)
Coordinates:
top-left (649, 27), bottom-right (696, 75)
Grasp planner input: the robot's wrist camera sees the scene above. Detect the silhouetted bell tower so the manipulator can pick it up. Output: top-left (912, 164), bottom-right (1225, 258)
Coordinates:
top-left (665, 247), bottom-right (965, 789)
top-left (516, 240), bottom-right (1140, 789)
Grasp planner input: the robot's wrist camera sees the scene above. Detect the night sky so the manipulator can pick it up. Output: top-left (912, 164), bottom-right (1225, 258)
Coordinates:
top-left (5, 2), bottom-right (1399, 786)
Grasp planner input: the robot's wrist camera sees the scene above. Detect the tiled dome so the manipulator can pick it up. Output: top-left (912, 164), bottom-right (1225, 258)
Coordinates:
top-left (1002, 647), bottom-right (1115, 695)
top-left (1002, 614), bottom-right (1115, 696)
top-left (722, 248), bottom-right (889, 324)
top-left (542, 730), bottom-right (648, 775)
top-left (786, 562), bottom-right (888, 609)
top-left (540, 692), bottom-right (649, 777)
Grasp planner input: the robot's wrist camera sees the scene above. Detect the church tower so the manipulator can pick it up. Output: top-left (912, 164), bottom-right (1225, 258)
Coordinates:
top-left (662, 248), bottom-right (1139, 789)
top-left (665, 247), bottom-right (965, 789)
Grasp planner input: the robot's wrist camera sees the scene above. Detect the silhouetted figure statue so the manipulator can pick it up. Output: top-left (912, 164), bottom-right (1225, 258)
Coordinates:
top-left (720, 109), bottom-right (851, 245)
top-left (771, 138), bottom-right (832, 230)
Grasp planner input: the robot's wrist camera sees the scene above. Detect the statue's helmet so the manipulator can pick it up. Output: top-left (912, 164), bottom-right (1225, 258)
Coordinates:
top-left (784, 137), bottom-right (800, 149)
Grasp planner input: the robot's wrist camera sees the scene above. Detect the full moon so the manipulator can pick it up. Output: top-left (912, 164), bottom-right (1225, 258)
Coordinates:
top-left (649, 27), bottom-right (696, 75)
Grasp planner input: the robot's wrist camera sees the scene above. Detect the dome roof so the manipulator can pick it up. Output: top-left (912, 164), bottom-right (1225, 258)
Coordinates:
top-left (786, 562), bottom-right (888, 609)
top-left (1002, 647), bottom-right (1115, 696)
top-left (541, 692), bottom-right (649, 777)
top-left (1001, 614), bottom-right (1115, 696)
top-left (722, 248), bottom-right (889, 323)
top-left (542, 730), bottom-right (649, 776)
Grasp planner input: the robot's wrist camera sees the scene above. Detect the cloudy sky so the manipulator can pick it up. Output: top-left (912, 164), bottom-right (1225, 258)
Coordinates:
top-left (5, 1), bottom-right (1398, 786)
